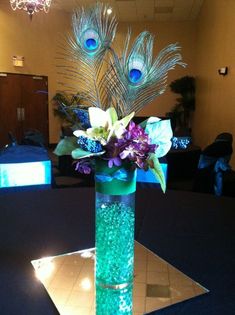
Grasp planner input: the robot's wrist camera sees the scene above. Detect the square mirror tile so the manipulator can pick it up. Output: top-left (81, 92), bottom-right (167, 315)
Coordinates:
top-left (31, 242), bottom-right (208, 315)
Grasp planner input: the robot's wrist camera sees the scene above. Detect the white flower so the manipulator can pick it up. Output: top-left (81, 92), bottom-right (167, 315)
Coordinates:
top-left (73, 107), bottom-right (135, 145)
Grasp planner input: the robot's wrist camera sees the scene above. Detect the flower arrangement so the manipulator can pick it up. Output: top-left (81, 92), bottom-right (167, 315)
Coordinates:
top-left (75, 109), bottom-right (156, 169)
top-left (54, 3), bottom-right (185, 191)
top-left (55, 106), bottom-right (173, 191)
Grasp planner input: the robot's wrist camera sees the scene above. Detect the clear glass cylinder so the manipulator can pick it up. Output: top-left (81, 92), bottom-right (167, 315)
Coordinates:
top-left (95, 161), bottom-right (136, 315)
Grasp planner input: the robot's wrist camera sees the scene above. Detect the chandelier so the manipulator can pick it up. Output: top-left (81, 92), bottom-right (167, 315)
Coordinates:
top-left (10, 0), bottom-right (52, 17)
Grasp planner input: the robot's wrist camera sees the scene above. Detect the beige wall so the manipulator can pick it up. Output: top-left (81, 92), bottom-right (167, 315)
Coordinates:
top-left (0, 4), bottom-right (196, 144)
top-left (0, 4), bottom-right (71, 143)
top-left (194, 0), bottom-right (235, 168)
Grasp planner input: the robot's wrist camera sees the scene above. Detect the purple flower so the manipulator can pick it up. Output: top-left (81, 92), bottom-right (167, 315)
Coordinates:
top-left (104, 121), bottom-right (157, 169)
top-left (108, 157), bottom-right (122, 168)
top-left (119, 144), bottom-right (137, 160)
top-left (75, 160), bottom-right (92, 174)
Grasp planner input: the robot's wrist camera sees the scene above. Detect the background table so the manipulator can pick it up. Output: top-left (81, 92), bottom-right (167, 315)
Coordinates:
top-left (166, 145), bottom-right (201, 180)
top-left (0, 187), bottom-right (234, 314)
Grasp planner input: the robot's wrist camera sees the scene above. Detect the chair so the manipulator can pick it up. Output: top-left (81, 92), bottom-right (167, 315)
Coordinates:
top-left (193, 133), bottom-right (233, 196)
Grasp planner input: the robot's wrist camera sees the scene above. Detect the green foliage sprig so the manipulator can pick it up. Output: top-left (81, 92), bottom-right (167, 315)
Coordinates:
top-left (168, 76), bottom-right (195, 133)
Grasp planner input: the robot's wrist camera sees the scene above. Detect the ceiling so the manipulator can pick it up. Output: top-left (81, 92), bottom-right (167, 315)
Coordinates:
top-left (52, 0), bottom-right (204, 22)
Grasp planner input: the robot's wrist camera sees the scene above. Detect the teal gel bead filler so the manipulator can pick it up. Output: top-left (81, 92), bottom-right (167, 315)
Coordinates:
top-left (95, 189), bottom-right (135, 314)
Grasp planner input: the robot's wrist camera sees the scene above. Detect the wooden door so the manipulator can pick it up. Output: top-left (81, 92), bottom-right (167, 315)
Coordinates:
top-left (21, 75), bottom-right (49, 145)
top-left (0, 73), bottom-right (49, 148)
top-left (0, 73), bottom-right (22, 147)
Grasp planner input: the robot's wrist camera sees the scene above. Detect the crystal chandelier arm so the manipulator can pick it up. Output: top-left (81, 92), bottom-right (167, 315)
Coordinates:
top-left (10, 0), bottom-right (52, 16)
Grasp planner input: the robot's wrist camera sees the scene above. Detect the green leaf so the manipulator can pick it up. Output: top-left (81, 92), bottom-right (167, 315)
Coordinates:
top-left (106, 107), bottom-right (118, 124)
top-left (139, 118), bottom-right (148, 129)
top-left (107, 111), bottom-right (135, 141)
top-left (72, 148), bottom-right (105, 159)
top-left (118, 111), bottom-right (135, 129)
top-left (148, 153), bottom-right (166, 193)
top-left (53, 137), bottom-right (78, 156)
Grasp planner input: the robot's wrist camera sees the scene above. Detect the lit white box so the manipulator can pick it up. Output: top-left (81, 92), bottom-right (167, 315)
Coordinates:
top-left (0, 161), bottom-right (51, 188)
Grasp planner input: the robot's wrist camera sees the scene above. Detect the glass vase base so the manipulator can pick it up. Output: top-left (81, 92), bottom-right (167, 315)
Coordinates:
top-left (96, 284), bottom-right (133, 315)
top-left (32, 241), bottom-right (209, 315)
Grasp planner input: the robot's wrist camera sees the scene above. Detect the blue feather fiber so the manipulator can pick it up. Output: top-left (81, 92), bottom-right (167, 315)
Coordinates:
top-left (77, 136), bottom-right (102, 153)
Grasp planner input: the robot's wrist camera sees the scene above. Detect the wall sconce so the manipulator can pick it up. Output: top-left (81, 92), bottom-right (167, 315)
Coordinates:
top-left (13, 56), bottom-right (24, 67)
top-left (218, 67), bottom-right (228, 76)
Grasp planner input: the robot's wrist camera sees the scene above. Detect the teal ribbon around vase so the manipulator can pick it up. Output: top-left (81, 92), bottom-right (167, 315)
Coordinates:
top-left (95, 160), bottom-right (136, 195)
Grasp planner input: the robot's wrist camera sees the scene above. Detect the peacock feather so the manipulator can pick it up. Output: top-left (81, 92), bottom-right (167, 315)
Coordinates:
top-left (56, 3), bottom-right (117, 108)
top-left (56, 3), bottom-right (185, 118)
top-left (105, 31), bottom-right (185, 117)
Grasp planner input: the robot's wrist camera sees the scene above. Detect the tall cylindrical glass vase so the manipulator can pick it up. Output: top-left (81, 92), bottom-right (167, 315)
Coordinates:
top-left (95, 160), bottom-right (136, 315)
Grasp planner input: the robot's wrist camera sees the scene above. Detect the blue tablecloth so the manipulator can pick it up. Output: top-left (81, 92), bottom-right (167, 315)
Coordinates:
top-left (0, 188), bottom-right (234, 314)
top-left (0, 145), bottom-right (49, 163)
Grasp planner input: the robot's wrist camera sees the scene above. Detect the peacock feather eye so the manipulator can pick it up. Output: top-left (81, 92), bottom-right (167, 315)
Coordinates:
top-left (129, 69), bottom-right (142, 83)
top-left (128, 56), bottom-right (146, 84)
top-left (82, 28), bottom-right (100, 54)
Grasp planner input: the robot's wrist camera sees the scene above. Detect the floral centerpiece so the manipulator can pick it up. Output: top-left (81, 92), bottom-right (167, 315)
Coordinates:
top-left (54, 3), bottom-right (184, 314)
top-left (68, 106), bottom-right (172, 191)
